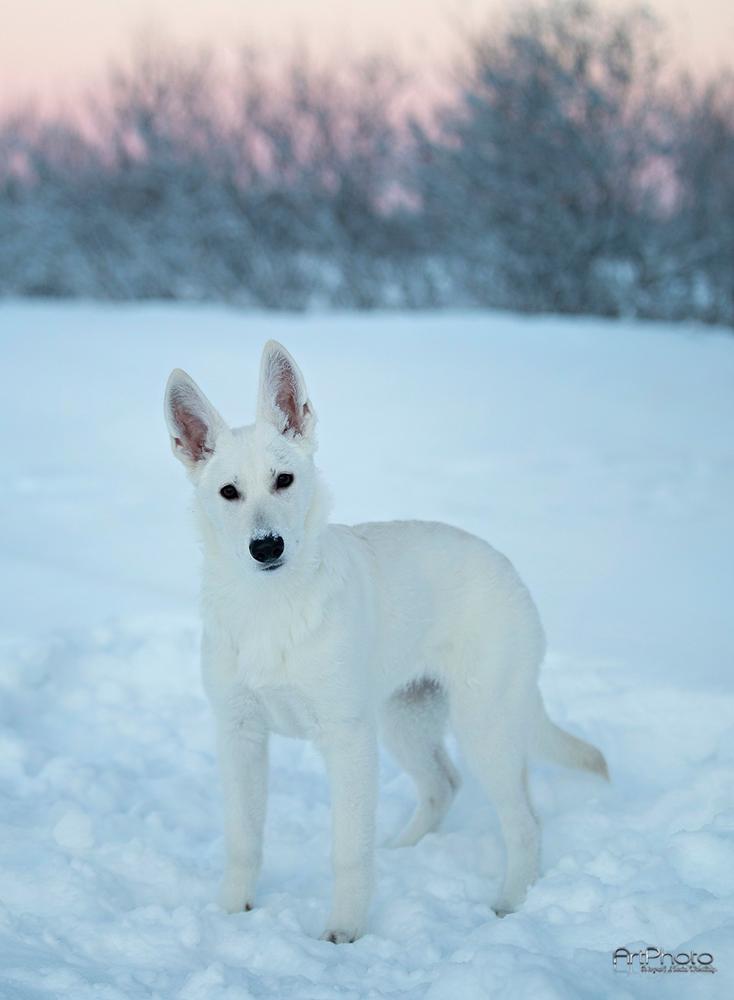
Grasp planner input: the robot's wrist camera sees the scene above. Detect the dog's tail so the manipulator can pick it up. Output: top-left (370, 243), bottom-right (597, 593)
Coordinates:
top-left (530, 698), bottom-right (609, 780)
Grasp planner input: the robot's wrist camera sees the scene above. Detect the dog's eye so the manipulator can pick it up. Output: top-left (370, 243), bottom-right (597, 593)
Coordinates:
top-left (275, 473), bottom-right (294, 490)
top-left (219, 484), bottom-right (240, 501)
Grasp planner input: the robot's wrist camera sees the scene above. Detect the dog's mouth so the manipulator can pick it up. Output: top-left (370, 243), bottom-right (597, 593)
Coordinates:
top-left (260, 561), bottom-right (284, 572)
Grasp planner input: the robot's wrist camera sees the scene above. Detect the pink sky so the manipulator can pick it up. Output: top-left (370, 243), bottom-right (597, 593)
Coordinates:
top-left (2, 0), bottom-right (733, 109)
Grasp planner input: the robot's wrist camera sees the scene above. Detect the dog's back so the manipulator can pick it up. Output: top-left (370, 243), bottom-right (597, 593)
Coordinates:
top-left (348, 519), bottom-right (546, 701)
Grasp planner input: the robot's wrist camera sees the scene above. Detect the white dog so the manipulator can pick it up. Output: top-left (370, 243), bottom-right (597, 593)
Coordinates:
top-left (164, 341), bottom-right (607, 943)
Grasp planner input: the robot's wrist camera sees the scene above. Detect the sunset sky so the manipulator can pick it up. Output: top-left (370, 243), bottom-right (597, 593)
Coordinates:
top-left (2, 0), bottom-right (733, 109)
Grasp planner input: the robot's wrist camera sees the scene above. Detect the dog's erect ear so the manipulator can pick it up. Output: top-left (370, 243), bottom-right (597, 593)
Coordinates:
top-left (165, 369), bottom-right (226, 468)
top-left (257, 341), bottom-right (316, 442)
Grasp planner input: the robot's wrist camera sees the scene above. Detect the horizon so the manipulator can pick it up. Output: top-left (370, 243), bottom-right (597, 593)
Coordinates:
top-left (2, 0), bottom-right (733, 112)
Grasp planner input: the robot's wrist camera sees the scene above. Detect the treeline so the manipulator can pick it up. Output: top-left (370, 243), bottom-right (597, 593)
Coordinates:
top-left (1, 1), bottom-right (733, 324)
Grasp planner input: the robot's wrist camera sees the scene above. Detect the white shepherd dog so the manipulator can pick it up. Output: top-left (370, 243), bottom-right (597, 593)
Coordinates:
top-left (164, 341), bottom-right (608, 943)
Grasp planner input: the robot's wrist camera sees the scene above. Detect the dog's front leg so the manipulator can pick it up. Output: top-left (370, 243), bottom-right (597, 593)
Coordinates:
top-left (216, 718), bottom-right (269, 914)
top-left (319, 720), bottom-right (378, 943)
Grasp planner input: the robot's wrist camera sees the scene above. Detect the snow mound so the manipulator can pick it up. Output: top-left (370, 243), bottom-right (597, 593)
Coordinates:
top-left (0, 622), bottom-right (731, 998)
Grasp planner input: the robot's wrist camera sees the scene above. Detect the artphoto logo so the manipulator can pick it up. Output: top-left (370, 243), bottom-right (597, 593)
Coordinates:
top-left (613, 946), bottom-right (716, 974)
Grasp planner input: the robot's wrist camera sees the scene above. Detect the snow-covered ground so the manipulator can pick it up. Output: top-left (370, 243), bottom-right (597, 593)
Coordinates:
top-left (1, 302), bottom-right (733, 999)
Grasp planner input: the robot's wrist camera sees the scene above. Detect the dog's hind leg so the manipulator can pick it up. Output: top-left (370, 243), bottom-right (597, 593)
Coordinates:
top-left (450, 686), bottom-right (539, 914)
top-left (381, 678), bottom-right (461, 847)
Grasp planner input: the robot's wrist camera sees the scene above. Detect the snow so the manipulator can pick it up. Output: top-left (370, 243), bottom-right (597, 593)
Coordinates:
top-left (1, 301), bottom-right (733, 998)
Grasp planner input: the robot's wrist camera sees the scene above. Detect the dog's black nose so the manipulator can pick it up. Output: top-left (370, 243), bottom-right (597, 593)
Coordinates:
top-left (249, 534), bottom-right (285, 564)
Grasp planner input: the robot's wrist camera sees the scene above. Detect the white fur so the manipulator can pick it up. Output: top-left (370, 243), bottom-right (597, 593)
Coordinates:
top-left (164, 341), bottom-right (608, 943)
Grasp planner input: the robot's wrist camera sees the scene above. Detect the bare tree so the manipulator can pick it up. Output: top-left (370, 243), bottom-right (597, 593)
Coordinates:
top-left (668, 75), bottom-right (734, 324)
top-left (412, 1), bottom-right (666, 314)
top-left (0, 7), bottom-right (731, 324)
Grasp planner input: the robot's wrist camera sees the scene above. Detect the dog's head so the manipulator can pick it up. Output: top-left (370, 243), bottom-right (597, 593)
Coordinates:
top-left (165, 341), bottom-right (325, 576)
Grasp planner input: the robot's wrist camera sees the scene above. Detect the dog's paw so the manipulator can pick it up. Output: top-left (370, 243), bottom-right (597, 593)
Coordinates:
top-left (321, 929), bottom-right (358, 944)
top-left (494, 896), bottom-right (522, 918)
top-left (219, 880), bottom-right (255, 915)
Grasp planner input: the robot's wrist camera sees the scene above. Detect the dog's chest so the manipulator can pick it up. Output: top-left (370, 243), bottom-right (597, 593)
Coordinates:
top-left (252, 683), bottom-right (319, 739)
top-left (233, 640), bottom-right (323, 740)
top-left (208, 577), bottom-right (349, 741)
